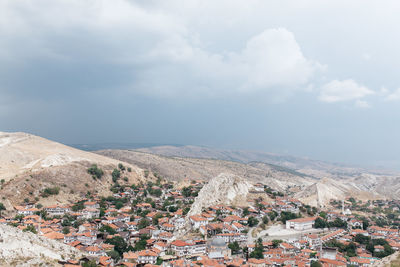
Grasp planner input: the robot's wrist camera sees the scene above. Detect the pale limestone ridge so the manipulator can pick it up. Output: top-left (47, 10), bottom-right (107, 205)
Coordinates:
top-left (188, 173), bottom-right (253, 216)
top-left (0, 131), bottom-right (140, 181)
top-left (0, 224), bottom-right (84, 266)
top-left (0, 131), bottom-right (145, 207)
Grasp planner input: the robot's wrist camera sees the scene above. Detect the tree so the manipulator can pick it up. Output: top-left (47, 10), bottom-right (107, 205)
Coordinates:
top-left (248, 216), bottom-right (259, 227)
top-left (82, 261), bottom-right (97, 267)
top-left (314, 217), bottom-right (327, 229)
top-left (249, 238), bottom-right (263, 259)
top-left (272, 239), bottom-right (283, 248)
top-left (112, 169), bottom-right (121, 183)
top-left (134, 234), bottom-right (150, 251)
top-left (361, 217), bottom-right (369, 230)
top-left (87, 164), bottom-right (104, 179)
top-left (311, 261), bottom-right (322, 267)
top-left (268, 211), bottom-right (277, 221)
top-left (354, 234), bottom-right (370, 245)
top-left (279, 211), bottom-right (299, 223)
top-left (242, 207), bottom-right (250, 217)
top-left (328, 218), bottom-right (347, 229)
top-left (118, 163), bottom-right (125, 171)
top-left (107, 249), bottom-right (121, 261)
top-left (100, 225), bottom-right (117, 235)
top-left (262, 215), bottom-right (269, 224)
top-left (138, 218), bottom-right (150, 229)
top-left (0, 203), bottom-right (5, 216)
top-left (319, 211), bottom-right (327, 219)
top-left (41, 187), bottom-right (60, 197)
top-left (182, 186), bottom-right (192, 197)
top-left (105, 236), bottom-right (128, 256)
top-left (152, 189), bottom-right (162, 197)
top-left (62, 227), bottom-right (70, 234)
top-left (228, 241), bottom-right (241, 254)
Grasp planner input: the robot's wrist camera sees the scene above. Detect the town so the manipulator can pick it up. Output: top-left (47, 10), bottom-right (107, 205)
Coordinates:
top-left (0, 163), bottom-right (399, 267)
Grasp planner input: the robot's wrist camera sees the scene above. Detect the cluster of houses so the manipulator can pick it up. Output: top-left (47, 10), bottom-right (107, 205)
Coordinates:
top-left (1, 179), bottom-right (399, 267)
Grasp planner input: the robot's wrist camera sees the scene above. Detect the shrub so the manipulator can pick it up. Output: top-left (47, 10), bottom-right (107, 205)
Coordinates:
top-left (87, 164), bottom-right (104, 179)
top-left (112, 169), bottom-right (121, 183)
top-left (41, 187), bottom-right (60, 197)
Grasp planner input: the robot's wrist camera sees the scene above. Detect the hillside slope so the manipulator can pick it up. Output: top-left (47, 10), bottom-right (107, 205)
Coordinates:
top-left (0, 224), bottom-right (84, 266)
top-left (98, 149), bottom-right (400, 207)
top-left (135, 145), bottom-right (396, 179)
top-left (0, 132), bottom-right (146, 208)
top-left (97, 149), bottom-right (316, 192)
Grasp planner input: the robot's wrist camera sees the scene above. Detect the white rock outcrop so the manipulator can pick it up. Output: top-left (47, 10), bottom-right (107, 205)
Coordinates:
top-left (0, 224), bottom-right (83, 266)
top-left (188, 173), bottom-right (253, 216)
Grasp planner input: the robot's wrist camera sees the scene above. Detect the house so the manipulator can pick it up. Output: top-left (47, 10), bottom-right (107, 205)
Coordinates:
top-left (305, 234), bottom-right (321, 250)
top-left (15, 206), bottom-right (39, 216)
top-left (170, 240), bottom-right (193, 257)
top-left (137, 250), bottom-right (158, 264)
top-left (84, 201), bottom-right (99, 209)
top-left (161, 223), bottom-right (175, 232)
top-left (86, 246), bottom-right (104, 257)
top-left (173, 218), bottom-right (185, 229)
top-left (82, 208), bottom-right (100, 219)
top-left (189, 215), bottom-right (208, 229)
top-left (349, 257), bottom-right (371, 267)
top-left (285, 217), bottom-right (316, 230)
top-left (44, 205), bottom-right (70, 216)
top-left (76, 232), bottom-right (97, 245)
top-left (320, 258), bottom-right (346, 267)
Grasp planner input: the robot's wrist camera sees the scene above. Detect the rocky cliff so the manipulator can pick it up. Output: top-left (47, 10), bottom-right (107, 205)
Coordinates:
top-left (188, 173), bottom-right (253, 216)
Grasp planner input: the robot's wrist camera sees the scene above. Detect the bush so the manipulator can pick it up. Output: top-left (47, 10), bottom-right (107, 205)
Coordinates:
top-left (112, 169), bottom-right (121, 183)
top-left (41, 187), bottom-right (60, 197)
top-left (248, 216), bottom-right (259, 227)
top-left (118, 163), bottom-right (125, 171)
top-left (87, 164), bottom-right (104, 179)
top-left (23, 225), bottom-right (37, 234)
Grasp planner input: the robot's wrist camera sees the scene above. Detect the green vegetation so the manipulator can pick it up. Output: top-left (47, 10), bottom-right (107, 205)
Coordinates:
top-left (23, 225), bottom-right (37, 234)
top-left (100, 224), bottom-right (117, 235)
top-left (134, 234), bottom-right (150, 251)
top-left (0, 202), bottom-right (5, 216)
top-left (248, 216), bottom-right (259, 227)
top-left (118, 163), bottom-right (125, 171)
top-left (311, 261), bottom-right (322, 267)
top-left (279, 211), bottom-right (300, 223)
top-left (112, 168), bottom-right (121, 183)
top-left (228, 241), bottom-right (241, 254)
top-left (105, 236), bottom-right (129, 256)
top-left (41, 187), bottom-right (60, 197)
top-left (249, 238), bottom-right (264, 259)
top-left (87, 164), bottom-right (104, 179)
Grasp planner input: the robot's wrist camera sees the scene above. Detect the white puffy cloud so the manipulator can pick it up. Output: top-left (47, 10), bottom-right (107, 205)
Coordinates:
top-left (318, 79), bottom-right (374, 103)
top-left (385, 88), bottom-right (400, 101)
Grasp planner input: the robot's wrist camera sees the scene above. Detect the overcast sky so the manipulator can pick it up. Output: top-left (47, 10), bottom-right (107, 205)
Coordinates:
top-left (2, 0), bottom-right (400, 168)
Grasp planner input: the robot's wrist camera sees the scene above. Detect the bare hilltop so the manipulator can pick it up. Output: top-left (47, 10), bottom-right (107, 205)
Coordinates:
top-left (0, 132), bottom-right (147, 208)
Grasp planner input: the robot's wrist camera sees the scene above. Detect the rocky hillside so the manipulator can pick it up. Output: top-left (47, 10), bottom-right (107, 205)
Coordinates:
top-left (97, 150), bottom-right (316, 192)
top-left (135, 145), bottom-right (397, 179)
top-left (98, 149), bottom-right (400, 207)
top-left (0, 132), bottom-right (146, 208)
top-left (0, 224), bottom-right (84, 266)
top-left (188, 173), bottom-right (253, 216)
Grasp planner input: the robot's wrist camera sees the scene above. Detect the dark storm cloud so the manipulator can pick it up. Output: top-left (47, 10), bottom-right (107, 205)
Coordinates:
top-left (2, 0), bottom-right (400, 168)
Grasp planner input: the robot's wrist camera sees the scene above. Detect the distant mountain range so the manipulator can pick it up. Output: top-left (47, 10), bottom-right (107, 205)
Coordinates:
top-left (2, 132), bottom-right (400, 209)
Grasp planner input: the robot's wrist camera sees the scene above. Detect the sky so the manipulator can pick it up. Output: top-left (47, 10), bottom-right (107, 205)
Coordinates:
top-left (2, 0), bottom-right (400, 169)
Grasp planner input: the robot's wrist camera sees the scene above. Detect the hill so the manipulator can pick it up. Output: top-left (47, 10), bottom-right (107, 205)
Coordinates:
top-left (97, 149), bottom-right (400, 207)
top-left (135, 145), bottom-right (396, 179)
top-left (0, 132), bottom-right (147, 208)
top-left (0, 224), bottom-right (84, 266)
